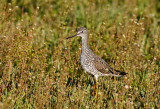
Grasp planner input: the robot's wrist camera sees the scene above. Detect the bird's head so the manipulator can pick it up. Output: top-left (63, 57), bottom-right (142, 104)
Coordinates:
top-left (66, 27), bottom-right (87, 39)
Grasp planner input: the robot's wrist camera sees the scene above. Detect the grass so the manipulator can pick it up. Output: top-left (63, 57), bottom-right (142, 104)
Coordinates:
top-left (0, 0), bottom-right (160, 108)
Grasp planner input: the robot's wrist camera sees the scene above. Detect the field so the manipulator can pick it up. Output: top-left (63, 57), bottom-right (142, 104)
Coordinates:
top-left (0, 0), bottom-right (160, 108)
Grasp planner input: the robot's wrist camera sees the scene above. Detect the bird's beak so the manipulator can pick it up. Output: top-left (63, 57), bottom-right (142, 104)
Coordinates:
top-left (66, 33), bottom-right (77, 39)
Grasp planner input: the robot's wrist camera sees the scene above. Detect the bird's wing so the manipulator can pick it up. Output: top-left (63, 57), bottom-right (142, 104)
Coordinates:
top-left (93, 56), bottom-right (127, 76)
top-left (93, 56), bottom-right (113, 74)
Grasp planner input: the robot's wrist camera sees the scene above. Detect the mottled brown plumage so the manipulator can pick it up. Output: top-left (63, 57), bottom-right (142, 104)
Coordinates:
top-left (93, 55), bottom-right (127, 76)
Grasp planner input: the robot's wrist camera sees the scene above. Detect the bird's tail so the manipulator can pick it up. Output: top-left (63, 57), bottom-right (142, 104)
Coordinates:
top-left (109, 68), bottom-right (127, 77)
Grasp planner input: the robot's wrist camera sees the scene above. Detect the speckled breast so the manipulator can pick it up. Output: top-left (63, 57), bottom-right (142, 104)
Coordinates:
top-left (80, 53), bottom-right (98, 75)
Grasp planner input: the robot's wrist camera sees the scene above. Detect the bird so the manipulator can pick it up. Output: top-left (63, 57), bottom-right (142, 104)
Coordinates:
top-left (66, 27), bottom-right (127, 102)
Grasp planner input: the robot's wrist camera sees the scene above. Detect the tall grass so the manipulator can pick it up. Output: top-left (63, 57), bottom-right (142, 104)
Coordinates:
top-left (0, 0), bottom-right (159, 108)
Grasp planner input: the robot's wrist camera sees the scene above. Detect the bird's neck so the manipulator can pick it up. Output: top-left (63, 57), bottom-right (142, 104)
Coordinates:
top-left (81, 36), bottom-right (89, 51)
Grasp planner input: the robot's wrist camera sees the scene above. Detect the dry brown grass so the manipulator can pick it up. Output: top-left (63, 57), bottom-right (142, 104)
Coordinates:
top-left (0, 0), bottom-right (159, 108)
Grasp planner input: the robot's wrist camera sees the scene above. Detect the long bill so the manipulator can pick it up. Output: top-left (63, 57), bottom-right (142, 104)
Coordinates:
top-left (66, 34), bottom-right (77, 39)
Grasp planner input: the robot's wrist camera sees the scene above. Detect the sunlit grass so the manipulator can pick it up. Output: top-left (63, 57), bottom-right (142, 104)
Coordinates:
top-left (0, 0), bottom-right (159, 108)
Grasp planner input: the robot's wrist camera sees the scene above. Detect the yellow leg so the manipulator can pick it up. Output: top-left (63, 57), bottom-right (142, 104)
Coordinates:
top-left (92, 79), bottom-right (96, 96)
top-left (95, 80), bottom-right (98, 103)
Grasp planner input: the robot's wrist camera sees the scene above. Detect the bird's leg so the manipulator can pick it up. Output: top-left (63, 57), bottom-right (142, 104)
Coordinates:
top-left (95, 80), bottom-right (98, 103)
top-left (92, 79), bottom-right (96, 96)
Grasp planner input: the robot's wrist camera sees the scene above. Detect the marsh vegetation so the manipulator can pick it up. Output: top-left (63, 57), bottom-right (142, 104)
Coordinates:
top-left (0, 0), bottom-right (160, 108)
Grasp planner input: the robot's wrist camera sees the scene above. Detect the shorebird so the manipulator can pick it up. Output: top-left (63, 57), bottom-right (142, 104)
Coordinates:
top-left (66, 27), bottom-right (127, 101)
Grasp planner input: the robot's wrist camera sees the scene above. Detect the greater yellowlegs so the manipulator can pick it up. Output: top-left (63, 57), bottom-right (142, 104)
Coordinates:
top-left (66, 27), bottom-right (127, 101)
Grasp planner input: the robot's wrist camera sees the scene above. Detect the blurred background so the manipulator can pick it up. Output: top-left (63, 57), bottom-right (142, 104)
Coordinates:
top-left (0, 0), bottom-right (159, 108)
